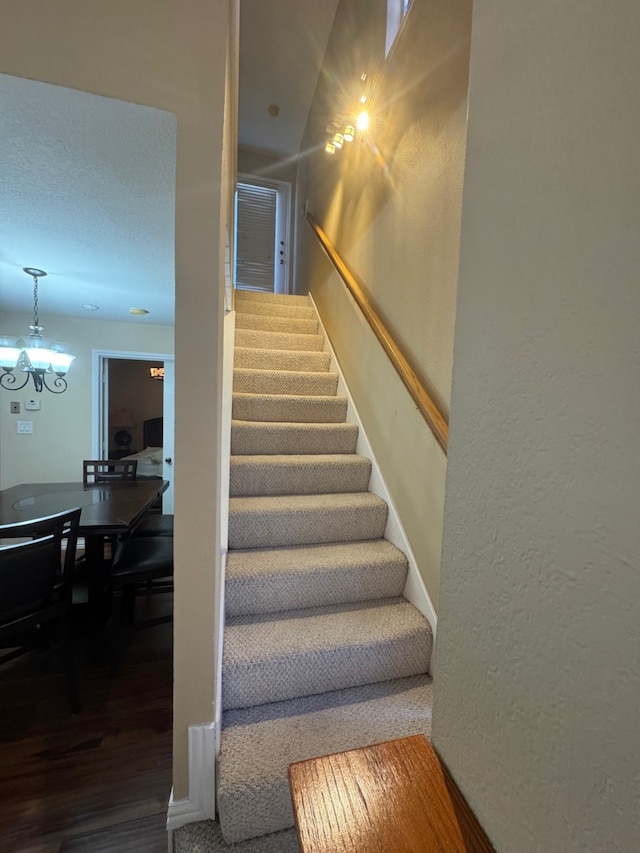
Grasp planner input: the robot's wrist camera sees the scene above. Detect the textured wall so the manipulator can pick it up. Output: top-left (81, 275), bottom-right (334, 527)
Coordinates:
top-left (0, 0), bottom-right (236, 800)
top-left (434, 1), bottom-right (640, 849)
top-left (299, 0), bottom-right (472, 608)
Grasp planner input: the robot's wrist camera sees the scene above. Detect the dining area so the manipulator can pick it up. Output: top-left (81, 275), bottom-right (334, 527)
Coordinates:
top-left (0, 460), bottom-right (173, 711)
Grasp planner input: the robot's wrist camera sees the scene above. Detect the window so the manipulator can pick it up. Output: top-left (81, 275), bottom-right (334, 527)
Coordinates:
top-left (386, 0), bottom-right (413, 57)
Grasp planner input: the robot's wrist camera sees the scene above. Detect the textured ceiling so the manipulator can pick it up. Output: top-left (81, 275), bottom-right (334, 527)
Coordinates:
top-left (0, 2), bottom-right (337, 327)
top-left (0, 73), bottom-right (177, 325)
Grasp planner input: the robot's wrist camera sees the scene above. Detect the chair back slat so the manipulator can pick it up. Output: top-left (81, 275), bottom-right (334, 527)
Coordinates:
top-left (0, 508), bottom-right (81, 623)
top-left (83, 459), bottom-right (138, 484)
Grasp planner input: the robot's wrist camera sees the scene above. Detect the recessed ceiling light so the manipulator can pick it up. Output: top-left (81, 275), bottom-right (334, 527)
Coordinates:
top-left (268, 104), bottom-right (280, 117)
top-left (82, 303), bottom-right (99, 311)
top-left (129, 307), bottom-right (149, 316)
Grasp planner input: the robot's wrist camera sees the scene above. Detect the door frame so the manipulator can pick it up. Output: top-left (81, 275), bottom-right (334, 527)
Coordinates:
top-left (235, 173), bottom-right (292, 294)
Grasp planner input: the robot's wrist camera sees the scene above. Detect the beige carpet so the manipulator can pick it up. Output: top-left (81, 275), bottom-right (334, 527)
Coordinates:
top-left (217, 290), bottom-right (433, 845)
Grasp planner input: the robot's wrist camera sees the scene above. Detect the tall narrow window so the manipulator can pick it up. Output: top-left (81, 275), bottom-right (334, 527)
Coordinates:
top-left (235, 183), bottom-right (278, 292)
top-left (386, 0), bottom-right (413, 57)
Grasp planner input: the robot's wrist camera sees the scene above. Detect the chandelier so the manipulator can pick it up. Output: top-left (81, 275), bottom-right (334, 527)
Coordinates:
top-left (0, 268), bottom-right (75, 393)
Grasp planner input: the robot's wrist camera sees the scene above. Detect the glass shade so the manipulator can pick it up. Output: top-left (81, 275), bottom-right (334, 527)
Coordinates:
top-left (0, 337), bottom-right (22, 369)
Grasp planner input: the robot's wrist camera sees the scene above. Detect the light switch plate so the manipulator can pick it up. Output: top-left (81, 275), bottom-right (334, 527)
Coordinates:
top-left (17, 420), bottom-right (33, 434)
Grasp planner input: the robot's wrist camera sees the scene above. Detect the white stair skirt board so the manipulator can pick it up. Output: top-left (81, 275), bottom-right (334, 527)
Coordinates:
top-left (309, 295), bottom-right (438, 668)
top-left (166, 722), bottom-right (217, 840)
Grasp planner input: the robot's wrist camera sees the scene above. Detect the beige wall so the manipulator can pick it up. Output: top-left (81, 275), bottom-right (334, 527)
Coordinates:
top-left (299, 0), bottom-right (471, 608)
top-left (0, 0), bottom-right (237, 800)
top-left (434, 1), bottom-right (640, 849)
top-left (0, 313), bottom-right (171, 488)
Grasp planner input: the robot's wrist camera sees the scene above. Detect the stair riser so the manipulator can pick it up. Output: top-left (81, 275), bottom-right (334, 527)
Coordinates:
top-left (233, 369), bottom-right (338, 397)
top-left (235, 301), bottom-right (316, 321)
top-left (230, 457), bottom-right (371, 497)
top-left (225, 562), bottom-right (407, 616)
top-left (231, 422), bottom-right (359, 456)
top-left (235, 329), bottom-right (325, 352)
top-left (234, 347), bottom-right (331, 373)
top-left (227, 501), bottom-right (388, 549)
top-left (222, 629), bottom-right (431, 710)
top-left (232, 394), bottom-right (347, 424)
top-left (236, 313), bottom-right (318, 335)
top-left (235, 290), bottom-right (311, 308)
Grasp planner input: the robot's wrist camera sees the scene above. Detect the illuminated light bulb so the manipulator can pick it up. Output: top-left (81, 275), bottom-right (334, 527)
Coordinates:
top-left (325, 142), bottom-right (336, 154)
top-left (360, 95), bottom-right (367, 104)
top-left (360, 72), bottom-right (367, 82)
top-left (356, 111), bottom-right (369, 131)
top-left (343, 125), bottom-right (355, 142)
top-left (333, 133), bottom-right (344, 149)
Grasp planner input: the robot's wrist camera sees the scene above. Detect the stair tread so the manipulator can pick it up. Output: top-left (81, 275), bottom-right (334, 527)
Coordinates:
top-left (229, 490), bottom-right (386, 514)
top-left (236, 313), bottom-right (318, 335)
top-left (230, 454), bottom-right (371, 497)
top-left (226, 538), bottom-right (407, 579)
top-left (231, 420), bottom-right (359, 456)
top-left (225, 539), bottom-right (407, 616)
top-left (218, 674), bottom-right (433, 843)
top-left (222, 598), bottom-right (431, 710)
top-left (235, 301), bottom-right (316, 320)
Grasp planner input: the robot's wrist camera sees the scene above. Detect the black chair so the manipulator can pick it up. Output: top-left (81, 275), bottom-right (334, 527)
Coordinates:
top-left (131, 514), bottom-right (174, 538)
top-left (83, 459), bottom-right (138, 484)
top-left (0, 508), bottom-right (81, 714)
top-left (111, 536), bottom-right (173, 623)
top-left (81, 459), bottom-right (138, 564)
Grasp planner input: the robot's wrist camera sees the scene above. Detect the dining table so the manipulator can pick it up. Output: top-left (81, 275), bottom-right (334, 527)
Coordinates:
top-left (0, 479), bottom-right (169, 630)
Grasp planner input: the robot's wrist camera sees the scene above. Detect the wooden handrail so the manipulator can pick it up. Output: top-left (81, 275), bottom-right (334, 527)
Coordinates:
top-left (306, 212), bottom-right (449, 455)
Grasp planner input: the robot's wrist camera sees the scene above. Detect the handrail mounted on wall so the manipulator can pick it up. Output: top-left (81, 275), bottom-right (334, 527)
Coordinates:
top-left (306, 212), bottom-right (449, 455)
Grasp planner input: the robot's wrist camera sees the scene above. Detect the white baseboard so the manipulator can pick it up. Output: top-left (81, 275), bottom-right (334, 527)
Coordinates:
top-left (310, 295), bottom-right (438, 672)
top-left (166, 722), bottom-right (217, 844)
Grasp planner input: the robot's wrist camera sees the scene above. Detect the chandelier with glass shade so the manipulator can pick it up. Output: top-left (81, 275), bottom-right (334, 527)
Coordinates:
top-left (0, 268), bottom-right (76, 393)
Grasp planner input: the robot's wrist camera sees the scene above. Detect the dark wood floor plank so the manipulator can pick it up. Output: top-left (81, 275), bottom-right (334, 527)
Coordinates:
top-left (0, 595), bottom-right (173, 853)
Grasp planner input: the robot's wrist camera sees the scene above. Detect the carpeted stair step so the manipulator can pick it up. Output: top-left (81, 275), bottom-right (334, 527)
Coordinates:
top-left (235, 328), bottom-right (325, 352)
top-left (174, 821), bottom-right (300, 852)
top-left (234, 347), bottom-right (331, 373)
top-left (225, 539), bottom-right (408, 616)
top-left (235, 290), bottom-right (311, 308)
top-left (222, 597), bottom-right (431, 711)
top-left (228, 492), bottom-right (388, 549)
top-left (236, 312), bottom-right (318, 335)
top-left (217, 674), bottom-right (433, 843)
top-left (235, 299), bottom-right (316, 322)
top-left (231, 420), bottom-right (359, 456)
top-left (232, 392), bottom-right (347, 424)
top-left (233, 368), bottom-right (338, 397)
top-left (229, 454), bottom-right (371, 497)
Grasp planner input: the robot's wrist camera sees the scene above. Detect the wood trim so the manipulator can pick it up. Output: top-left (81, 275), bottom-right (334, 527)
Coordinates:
top-left (306, 212), bottom-right (449, 455)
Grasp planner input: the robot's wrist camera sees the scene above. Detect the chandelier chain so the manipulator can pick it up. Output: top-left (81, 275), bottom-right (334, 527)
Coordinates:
top-left (32, 275), bottom-right (39, 328)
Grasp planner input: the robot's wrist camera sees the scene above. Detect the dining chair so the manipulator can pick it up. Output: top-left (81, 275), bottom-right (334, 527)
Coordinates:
top-left (109, 534), bottom-right (173, 670)
top-left (82, 459), bottom-right (138, 484)
top-left (0, 507), bottom-right (82, 714)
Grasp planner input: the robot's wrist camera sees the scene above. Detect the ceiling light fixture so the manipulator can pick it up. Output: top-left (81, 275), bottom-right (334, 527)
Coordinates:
top-left (0, 268), bottom-right (75, 394)
top-left (356, 110), bottom-right (370, 131)
top-left (343, 125), bottom-right (355, 143)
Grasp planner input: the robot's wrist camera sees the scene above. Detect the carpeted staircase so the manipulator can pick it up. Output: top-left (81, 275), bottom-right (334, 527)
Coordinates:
top-left (207, 290), bottom-right (434, 848)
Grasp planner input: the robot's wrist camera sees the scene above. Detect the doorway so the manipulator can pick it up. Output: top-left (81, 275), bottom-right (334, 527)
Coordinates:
top-left (92, 350), bottom-right (175, 512)
top-left (234, 175), bottom-right (291, 294)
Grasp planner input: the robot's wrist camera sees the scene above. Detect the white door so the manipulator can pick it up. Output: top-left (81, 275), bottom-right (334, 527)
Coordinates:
top-left (234, 176), bottom-right (291, 294)
top-left (161, 358), bottom-right (175, 513)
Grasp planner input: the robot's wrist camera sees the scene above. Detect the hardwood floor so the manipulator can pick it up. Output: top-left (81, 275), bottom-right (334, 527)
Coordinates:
top-left (0, 595), bottom-right (173, 852)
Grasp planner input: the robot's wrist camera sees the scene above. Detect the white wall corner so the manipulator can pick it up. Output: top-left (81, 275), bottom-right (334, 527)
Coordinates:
top-left (166, 721), bottom-right (217, 841)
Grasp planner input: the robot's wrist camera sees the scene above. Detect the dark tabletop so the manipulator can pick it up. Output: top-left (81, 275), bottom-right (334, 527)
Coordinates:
top-left (0, 481), bottom-right (169, 536)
